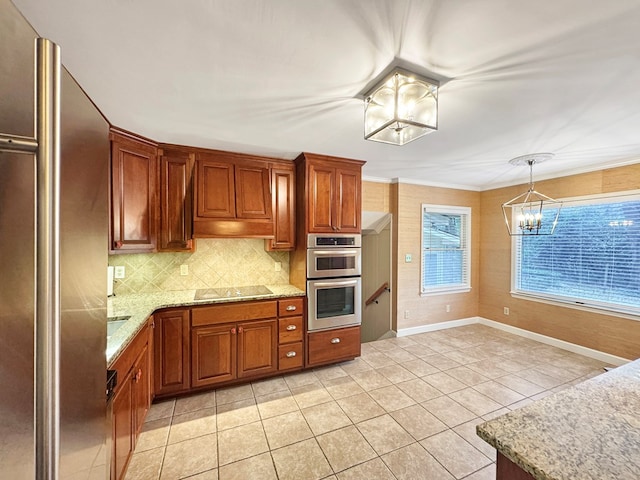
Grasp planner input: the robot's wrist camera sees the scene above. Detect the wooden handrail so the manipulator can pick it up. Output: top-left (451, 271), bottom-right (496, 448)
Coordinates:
top-left (365, 282), bottom-right (390, 306)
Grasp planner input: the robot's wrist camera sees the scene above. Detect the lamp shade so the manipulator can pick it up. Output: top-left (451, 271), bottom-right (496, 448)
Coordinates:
top-left (364, 69), bottom-right (438, 146)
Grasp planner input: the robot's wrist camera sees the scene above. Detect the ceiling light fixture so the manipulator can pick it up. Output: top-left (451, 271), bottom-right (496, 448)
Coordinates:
top-left (501, 153), bottom-right (563, 236)
top-left (364, 68), bottom-right (438, 146)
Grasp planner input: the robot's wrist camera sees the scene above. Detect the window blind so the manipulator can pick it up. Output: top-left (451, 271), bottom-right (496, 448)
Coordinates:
top-left (514, 194), bottom-right (640, 315)
top-left (421, 205), bottom-right (471, 294)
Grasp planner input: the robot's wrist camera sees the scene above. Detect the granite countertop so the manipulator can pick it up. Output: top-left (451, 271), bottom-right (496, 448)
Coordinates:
top-left (107, 284), bottom-right (305, 366)
top-left (477, 359), bottom-right (640, 480)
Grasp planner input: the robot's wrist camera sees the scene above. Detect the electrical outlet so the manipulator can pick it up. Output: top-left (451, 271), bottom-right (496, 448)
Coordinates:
top-left (275, 262), bottom-right (282, 272)
top-left (504, 307), bottom-right (510, 315)
top-left (114, 266), bottom-right (125, 279)
top-left (404, 310), bottom-right (410, 319)
top-left (446, 304), bottom-right (451, 313)
top-left (405, 253), bottom-right (412, 263)
top-left (180, 264), bottom-right (189, 276)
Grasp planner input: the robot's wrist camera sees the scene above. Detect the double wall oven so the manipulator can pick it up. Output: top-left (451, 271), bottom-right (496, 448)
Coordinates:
top-left (307, 234), bottom-right (362, 331)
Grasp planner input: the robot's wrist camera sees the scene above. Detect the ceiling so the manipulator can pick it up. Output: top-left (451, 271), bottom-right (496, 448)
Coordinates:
top-left (13, 0), bottom-right (640, 190)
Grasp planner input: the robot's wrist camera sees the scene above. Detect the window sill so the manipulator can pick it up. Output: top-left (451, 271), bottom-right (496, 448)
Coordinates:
top-left (421, 287), bottom-right (471, 297)
top-left (510, 291), bottom-right (640, 322)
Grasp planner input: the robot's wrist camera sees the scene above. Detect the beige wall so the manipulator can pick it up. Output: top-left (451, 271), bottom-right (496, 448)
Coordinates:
top-left (362, 180), bottom-right (392, 213)
top-left (479, 164), bottom-right (640, 359)
top-left (392, 183), bottom-right (481, 331)
top-left (363, 180), bottom-right (481, 332)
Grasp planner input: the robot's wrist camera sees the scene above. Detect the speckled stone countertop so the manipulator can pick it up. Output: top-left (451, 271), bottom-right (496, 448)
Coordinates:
top-left (477, 359), bottom-right (640, 480)
top-left (107, 285), bottom-right (305, 366)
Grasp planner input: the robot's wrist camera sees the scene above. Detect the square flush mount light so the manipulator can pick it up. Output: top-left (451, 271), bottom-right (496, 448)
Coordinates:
top-left (364, 68), bottom-right (438, 146)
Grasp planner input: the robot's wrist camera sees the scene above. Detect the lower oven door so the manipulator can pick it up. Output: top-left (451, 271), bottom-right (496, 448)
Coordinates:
top-left (307, 277), bottom-right (362, 331)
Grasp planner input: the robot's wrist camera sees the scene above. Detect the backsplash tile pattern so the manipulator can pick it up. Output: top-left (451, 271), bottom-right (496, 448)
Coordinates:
top-left (109, 239), bottom-right (290, 295)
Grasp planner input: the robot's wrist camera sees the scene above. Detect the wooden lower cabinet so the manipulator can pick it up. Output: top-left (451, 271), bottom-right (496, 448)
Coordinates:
top-left (154, 309), bottom-right (190, 396)
top-left (191, 318), bottom-right (277, 387)
top-left (112, 374), bottom-right (133, 480)
top-left (191, 324), bottom-right (237, 388)
top-left (110, 320), bottom-right (152, 480)
top-left (307, 326), bottom-right (361, 367)
top-left (238, 319), bottom-right (278, 378)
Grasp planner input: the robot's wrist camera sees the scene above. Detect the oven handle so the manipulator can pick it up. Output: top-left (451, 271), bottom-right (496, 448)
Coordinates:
top-left (309, 249), bottom-right (360, 256)
top-left (311, 279), bottom-right (360, 288)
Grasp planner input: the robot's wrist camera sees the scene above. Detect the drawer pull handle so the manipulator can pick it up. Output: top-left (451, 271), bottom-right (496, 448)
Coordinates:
top-left (330, 337), bottom-right (341, 344)
top-left (286, 351), bottom-right (297, 358)
top-left (286, 325), bottom-right (297, 331)
top-left (285, 305), bottom-right (297, 311)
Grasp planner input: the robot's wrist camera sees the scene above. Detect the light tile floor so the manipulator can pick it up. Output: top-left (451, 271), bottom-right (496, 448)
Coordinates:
top-left (125, 324), bottom-right (610, 480)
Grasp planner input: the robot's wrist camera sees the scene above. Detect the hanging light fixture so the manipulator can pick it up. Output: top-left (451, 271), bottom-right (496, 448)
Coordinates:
top-left (501, 153), bottom-right (563, 236)
top-left (364, 68), bottom-right (438, 146)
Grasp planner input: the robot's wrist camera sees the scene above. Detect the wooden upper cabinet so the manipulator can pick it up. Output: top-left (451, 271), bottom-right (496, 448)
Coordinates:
top-left (158, 147), bottom-right (195, 251)
top-left (298, 153), bottom-right (365, 234)
top-left (196, 157), bottom-right (235, 218)
top-left (336, 167), bottom-right (360, 232)
top-left (109, 128), bottom-right (158, 253)
top-left (235, 160), bottom-right (271, 219)
top-left (266, 162), bottom-right (295, 251)
top-left (193, 150), bottom-right (274, 238)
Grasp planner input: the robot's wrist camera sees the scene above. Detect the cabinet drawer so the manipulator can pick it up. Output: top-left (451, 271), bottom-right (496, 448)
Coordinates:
top-left (307, 326), bottom-right (361, 367)
top-left (278, 316), bottom-right (303, 344)
top-left (278, 297), bottom-right (304, 317)
top-left (192, 300), bottom-right (277, 327)
top-left (278, 342), bottom-right (303, 371)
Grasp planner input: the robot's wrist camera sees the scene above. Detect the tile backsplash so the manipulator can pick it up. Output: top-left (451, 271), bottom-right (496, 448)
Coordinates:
top-left (108, 238), bottom-right (290, 295)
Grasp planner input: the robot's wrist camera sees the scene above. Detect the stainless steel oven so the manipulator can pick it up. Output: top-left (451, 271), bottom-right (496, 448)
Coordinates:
top-left (307, 234), bottom-right (362, 279)
top-left (307, 277), bottom-right (362, 331)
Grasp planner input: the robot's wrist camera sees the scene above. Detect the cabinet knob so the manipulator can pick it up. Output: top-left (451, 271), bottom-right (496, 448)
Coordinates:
top-left (115, 241), bottom-right (123, 249)
top-left (231, 327), bottom-right (237, 334)
top-left (238, 326), bottom-right (243, 334)
top-left (330, 337), bottom-right (341, 344)
top-left (285, 305), bottom-right (297, 311)
top-left (286, 325), bottom-right (297, 331)
top-left (286, 351), bottom-right (297, 358)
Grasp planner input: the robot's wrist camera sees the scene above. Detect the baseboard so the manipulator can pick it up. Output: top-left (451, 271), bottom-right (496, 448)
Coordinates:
top-left (396, 316), bottom-right (630, 366)
top-left (477, 317), bottom-right (630, 366)
top-left (396, 317), bottom-right (479, 337)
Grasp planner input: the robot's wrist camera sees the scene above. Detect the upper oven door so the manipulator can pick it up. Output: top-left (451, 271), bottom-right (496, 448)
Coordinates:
top-left (307, 248), bottom-right (362, 278)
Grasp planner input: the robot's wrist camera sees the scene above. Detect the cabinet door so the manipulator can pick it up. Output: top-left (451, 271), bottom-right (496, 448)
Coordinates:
top-left (132, 343), bottom-right (150, 439)
top-left (335, 167), bottom-right (361, 233)
top-left (110, 132), bottom-right (158, 252)
top-left (265, 167), bottom-right (295, 250)
top-left (196, 157), bottom-right (235, 218)
top-left (112, 375), bottom-right (133, 480)
top-left (191, 324), bottom-right (237, 387)
top-left (154, 310), bottom-right (190, 396)
top-left (159, 150), bottom-right (194, 251)
top-left (235, 160), bottom-right (272, 219)
top-left (307, 326), bottom-right (361, 367)
top-left (237, 319), bottom-right (277, 379)
top-left (308, 163), bottom-right (335, 233)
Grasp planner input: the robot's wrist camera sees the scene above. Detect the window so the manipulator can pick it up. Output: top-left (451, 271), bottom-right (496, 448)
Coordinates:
top-left (512, 192), bottom-right (640, 316)
top-left (421, 205), bottom-right (471, 295)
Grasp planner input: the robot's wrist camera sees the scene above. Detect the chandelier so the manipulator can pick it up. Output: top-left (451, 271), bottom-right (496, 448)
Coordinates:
top-left (364, 68), bottom-right (438, 146)
top-left (501, 153), bottom-right (563, 236)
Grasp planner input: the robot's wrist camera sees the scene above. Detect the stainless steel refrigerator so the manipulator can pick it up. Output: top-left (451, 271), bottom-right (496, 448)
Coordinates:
top-left (0, 0), bottom-right (109, 478)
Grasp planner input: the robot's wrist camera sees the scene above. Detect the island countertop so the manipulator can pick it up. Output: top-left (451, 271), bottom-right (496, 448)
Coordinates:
top-left (107, 285), bottom-right (305, 366)
top-left (477, 358), bottom-right (640, 480)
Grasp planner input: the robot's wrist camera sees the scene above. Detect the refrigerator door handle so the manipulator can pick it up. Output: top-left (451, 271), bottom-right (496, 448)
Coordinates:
top-left (34, 37), bottom-right (61, 480)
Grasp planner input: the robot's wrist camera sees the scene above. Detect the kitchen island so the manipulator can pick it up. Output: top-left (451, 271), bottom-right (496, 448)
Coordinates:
top-left (107, 284), bottom-right (304, 365)
top-left (477, 358), bottom-right (640, 480)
